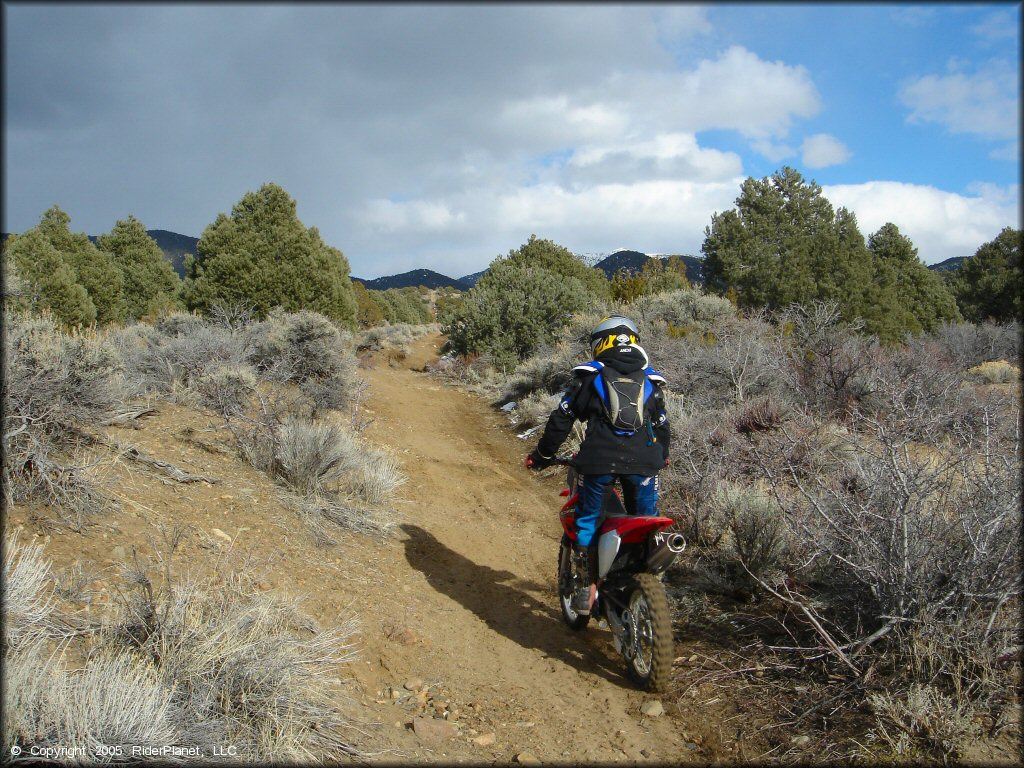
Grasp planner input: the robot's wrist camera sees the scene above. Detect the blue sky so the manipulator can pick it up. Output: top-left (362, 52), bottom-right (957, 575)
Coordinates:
top-left (3, 3), bottom-right (1020, 278)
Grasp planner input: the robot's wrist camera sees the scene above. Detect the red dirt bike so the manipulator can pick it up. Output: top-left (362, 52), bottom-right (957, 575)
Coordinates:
top-left (553, 457), bottom-right (685, 692)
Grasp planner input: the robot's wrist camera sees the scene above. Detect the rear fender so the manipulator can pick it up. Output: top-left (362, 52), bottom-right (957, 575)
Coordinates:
top-left (600, 515), bottom-right (674, 544)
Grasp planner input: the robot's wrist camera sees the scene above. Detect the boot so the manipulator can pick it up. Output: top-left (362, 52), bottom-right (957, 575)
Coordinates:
top-left (573, 548), bottom-right (592, 615)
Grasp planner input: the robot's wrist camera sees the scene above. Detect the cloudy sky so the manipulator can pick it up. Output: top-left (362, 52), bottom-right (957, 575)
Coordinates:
top-left (3, 3), bottom-right (1020, 279)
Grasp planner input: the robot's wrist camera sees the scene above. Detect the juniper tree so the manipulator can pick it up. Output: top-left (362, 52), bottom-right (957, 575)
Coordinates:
top-left (2, 230), bottom-right (97, 327)
top-left (96, 216), bottom-right (182, 320)
top-left (867, 222), bottom-right (961, 334)
top-left (950, 227), bottom-right (1022, 323)
top-left (444, 252), bottom-right (595, 369)
top-left (183, 183), bottom-right (357, 328)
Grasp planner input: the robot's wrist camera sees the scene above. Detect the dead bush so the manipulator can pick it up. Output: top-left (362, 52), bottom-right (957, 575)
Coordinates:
top-left (775, 301), bottom-right (884, 420)
top-left (4, 646), bottom-right (183, 758)
top-left (194, 363), bottom-right (258, 418)
top-left (500, 342), bottom-right (580, 402)
top-left (732, 396), bottom-right (786, 435)
top-left (631, 287), bottom-right (737, 330)
top-left (112, 320), bottom-right (248, 396)
top-left (867, 684), bottom-right (981, 762)
top-left (232, 414), bottom-right (403, 540)
top-left (2, 533), bottom-right (59, 650)
top-left (932, 320), bottom-right (1021, 370)
top-left (246, 309), bottom-right (358, 416)
top-left (355, 322), bottom-right (432, 354)
top-left (3, 538), bottom-right (362, 762)
top-left (966, 359), bottom-right (1020, 385)
top-left (717, 482), bottom-right (793, 590)
top-left (154, 310), bottom-right (207, 339)
top-left (3, 312), bottom-right (123, 527)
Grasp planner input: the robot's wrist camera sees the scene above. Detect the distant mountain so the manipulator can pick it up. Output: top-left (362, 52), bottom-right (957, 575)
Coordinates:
top-left (352, 269), bottom-right (472, 291)
top-left (458, 269), bottom-right (488, 287)
top-left (928, 256), bottom-right (966, 272)
top-left (594, 250), bottom-right (649, 278)
top-left (147, 230), bottom-right (199, 278)
top-left (594, 250), bottom-right (704, 284)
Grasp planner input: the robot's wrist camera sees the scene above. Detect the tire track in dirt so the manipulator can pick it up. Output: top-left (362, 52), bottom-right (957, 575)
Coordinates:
top-left (348, 334), bottom-right (704, 763)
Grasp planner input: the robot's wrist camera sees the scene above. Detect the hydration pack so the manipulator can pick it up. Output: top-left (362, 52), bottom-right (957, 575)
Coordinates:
top-left (599, 369), bottom-right (647, 433)
top-left (575, 361), bottom-right (661, 436)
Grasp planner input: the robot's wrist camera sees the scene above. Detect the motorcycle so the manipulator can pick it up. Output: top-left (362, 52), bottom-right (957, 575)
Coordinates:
top-left (553, 457), bottom-right (685, 692)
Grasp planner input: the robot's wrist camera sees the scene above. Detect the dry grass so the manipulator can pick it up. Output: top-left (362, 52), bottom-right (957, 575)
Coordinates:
top-left (3, 535), bottom-right (363, 762)
top-left (966, 359), bottom-right (1020, 385)
top-left (2, 533), bottom-right (59, 650)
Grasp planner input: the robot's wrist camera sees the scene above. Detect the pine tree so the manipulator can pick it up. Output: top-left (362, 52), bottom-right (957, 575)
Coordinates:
top-left (702, 168), bottom-right (962, 341)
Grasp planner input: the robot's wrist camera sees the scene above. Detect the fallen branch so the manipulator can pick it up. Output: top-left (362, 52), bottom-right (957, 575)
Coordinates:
top-left (120, 446), bottom-right (219, 484)
top-left (741, 561), bottom-right (860, 676)
top-left (103, 407), bottom-right (157, 426)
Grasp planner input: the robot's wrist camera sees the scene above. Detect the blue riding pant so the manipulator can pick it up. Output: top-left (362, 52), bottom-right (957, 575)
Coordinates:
top-left (575, 473), bottom-right (659, 547)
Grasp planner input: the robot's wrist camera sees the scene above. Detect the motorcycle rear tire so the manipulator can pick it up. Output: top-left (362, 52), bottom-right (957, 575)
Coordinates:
top-left (624, 573), bottom-right (673, 692)
top-left (557, 535), bottom-right (591, 631)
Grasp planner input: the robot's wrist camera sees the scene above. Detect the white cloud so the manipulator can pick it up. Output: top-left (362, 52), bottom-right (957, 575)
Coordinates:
top-left (802, 134), bottom-right (851, 168)
top-left (363, 199), bottom-right (466, 234)
top-left (663, 46), bottom-right (821, 139)
top-left (824, 181), bottom-right (1020, 263)
top-left (899, 59), bottom-right (1019, 140)
top-left (750, 139), bottom-right (797, 163)
top-left (970, 9), bottom-right (1019, 44)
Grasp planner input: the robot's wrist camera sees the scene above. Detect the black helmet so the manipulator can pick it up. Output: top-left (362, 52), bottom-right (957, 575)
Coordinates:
top-left (590, 315), bottom-right (639, 355)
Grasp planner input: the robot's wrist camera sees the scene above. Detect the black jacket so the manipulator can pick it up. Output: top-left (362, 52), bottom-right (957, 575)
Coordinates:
top-left (537, 343), bottom-right (670, 475)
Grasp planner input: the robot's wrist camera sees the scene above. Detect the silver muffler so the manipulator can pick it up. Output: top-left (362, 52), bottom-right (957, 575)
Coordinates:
top-left (596, 529), bottom-right (622, 580)
top-left (646, 531), bottom-right (686, 574)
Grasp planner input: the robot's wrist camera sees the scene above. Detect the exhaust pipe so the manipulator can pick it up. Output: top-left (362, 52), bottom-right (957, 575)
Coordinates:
top-left (646, 531), bottom-right (686, 574)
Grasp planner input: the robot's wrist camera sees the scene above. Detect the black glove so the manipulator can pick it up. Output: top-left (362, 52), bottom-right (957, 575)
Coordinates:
top-left (525, 449), bottom-right (555, 470)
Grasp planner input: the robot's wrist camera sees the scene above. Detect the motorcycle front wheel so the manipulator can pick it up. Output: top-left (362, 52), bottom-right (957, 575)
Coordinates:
top-left (624, 573), bottom-right (673, 692)
top-left (557, 535), bottom-right (590, 631)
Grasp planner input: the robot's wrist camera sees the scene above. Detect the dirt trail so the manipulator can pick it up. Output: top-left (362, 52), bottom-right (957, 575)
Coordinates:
top-left (339, 334), bottom-right (705, 763)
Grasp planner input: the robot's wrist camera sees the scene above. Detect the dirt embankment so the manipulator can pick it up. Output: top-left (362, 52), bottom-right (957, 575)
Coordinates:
top-left (7, 334), bottom-right (728, 764)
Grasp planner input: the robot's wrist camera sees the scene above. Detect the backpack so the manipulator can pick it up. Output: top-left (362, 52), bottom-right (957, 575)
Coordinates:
top-left (575, 361), bottom-right (661, 435)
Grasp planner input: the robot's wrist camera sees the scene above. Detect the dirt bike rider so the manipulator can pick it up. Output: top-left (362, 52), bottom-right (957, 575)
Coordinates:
top-left (526, 315), bottom-right (670, 616)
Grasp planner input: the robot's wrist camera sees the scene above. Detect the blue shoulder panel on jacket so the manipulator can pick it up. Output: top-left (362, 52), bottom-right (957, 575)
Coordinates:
top-left (644, 366), bottom-right (667, 385)
top-left (573, 360), bottom-right (603, 374)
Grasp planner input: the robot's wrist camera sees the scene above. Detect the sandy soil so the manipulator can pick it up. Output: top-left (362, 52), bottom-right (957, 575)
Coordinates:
top-left (5, 333), bottom-right (731, 764)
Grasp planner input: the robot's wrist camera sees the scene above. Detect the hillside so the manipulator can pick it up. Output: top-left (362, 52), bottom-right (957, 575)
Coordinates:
top-left (929, 255), bottom-right (968, 272)
top-left (353, 269), bottom-right (472, 291)
top-left (594, 251), bottom-right (704, 284)
top-left (146, 229), bottom-right (199, 278)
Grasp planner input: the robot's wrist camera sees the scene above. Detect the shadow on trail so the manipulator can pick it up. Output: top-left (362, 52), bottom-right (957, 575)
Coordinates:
top-left (400, 523), bottom-right (626, 685)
